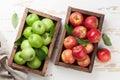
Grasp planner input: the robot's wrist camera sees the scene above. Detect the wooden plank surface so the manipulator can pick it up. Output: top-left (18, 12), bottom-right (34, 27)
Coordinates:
top-left (0, 0), bottom-right (120, 80)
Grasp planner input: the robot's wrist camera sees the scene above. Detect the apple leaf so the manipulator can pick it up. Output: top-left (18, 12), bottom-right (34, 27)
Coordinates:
top-left (102, 33), bottom-right (112, 46)
top-left (50, 26), bottom-right (55, 37)
top-left (12, 13), bottom-right (19, 29)
top-left (76, 37), bottom-right (89, 44)
top-left (14, 36), bottom-right (26, 46)
top-left (65, 24), bottom-right (73, 36)
top-left (35, 48), bottom-right (47, 61)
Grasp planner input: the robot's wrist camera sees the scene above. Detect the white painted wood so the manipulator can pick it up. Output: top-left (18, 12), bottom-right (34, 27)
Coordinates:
top-left (0, 0), bottom-right (120, 80)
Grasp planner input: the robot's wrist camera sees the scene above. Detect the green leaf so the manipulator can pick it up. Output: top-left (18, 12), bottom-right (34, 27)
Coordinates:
top-left (102, 33), bottom-right (112, 46)
top-left (76, 37), bottom-right (89, 45)
top-left (12, 13), bottom-right (19, 29)
top-left (35, 48), bottom-right (47, 61)
top-left (50, 26), bottom-right (55, 37)
top-left (14, 36), bottom-right (26, 46)
top-left (65, 24), bottom-right (73, 36)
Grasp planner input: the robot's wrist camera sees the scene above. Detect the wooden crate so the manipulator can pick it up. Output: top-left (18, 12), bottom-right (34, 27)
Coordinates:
top-left (55, 7), bottom-right (104, 73)
top-left (8, 8), bottom-right (61, 76)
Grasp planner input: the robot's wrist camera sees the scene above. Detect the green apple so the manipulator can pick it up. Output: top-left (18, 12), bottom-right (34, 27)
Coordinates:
top-left (32, 20), bottom-right (45, 35)
top-left (26, 14), bottom-right (39, 26)
top-left (41, 46), bottom-right (48, 55)
top-left (28, 34), bottom-right (43, 48)
top-left (27, 56), bottom-right (41, 69)
top-left (20, 47), bottom-right (35, 61)
top-left (42, 33), bottom-right (51, 45)
top-left (41, 18), bottom-right (55, 32)
top-left (13, 51), bottom-right (26, 65)
top-left (23, 27), bottom-right (33, 38)
top-left (21, 40), bottom-right (31, 50)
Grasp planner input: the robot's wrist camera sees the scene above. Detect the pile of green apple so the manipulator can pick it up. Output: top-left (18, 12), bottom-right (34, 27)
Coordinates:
top-left (13, 13), bottom-right (55, 69)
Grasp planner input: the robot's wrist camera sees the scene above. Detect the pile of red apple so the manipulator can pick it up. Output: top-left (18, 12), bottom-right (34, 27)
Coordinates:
top-left (61, 12), bottom-right (111, 67)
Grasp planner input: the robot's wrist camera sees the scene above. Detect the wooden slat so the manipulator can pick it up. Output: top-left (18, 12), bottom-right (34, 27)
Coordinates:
top-left (58, 62), bottom-right (89, 72)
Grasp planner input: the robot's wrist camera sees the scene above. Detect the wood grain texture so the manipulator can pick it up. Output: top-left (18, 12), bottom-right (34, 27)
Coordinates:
top-left (1, 0), bottom-right (120, 80)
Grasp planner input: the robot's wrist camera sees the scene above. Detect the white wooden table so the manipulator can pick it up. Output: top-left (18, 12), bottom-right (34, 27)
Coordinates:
top-left (0, 0), bottom-right (120, 80)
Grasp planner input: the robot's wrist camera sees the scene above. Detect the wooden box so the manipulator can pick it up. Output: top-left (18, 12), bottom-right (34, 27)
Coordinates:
top-left (8, 8), bottom-right (61, 76)
top-left (55, 7), bottom-right (104, 73)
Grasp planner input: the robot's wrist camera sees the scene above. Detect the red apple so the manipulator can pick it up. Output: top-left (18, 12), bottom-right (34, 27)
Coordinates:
top-left (69, 12), bottom-right (84, 27)
top-left (64, 36), bottom-right (77, 49)
top-left (77, 55), bottom-right (90, 67)
top-left (87, 29), bottom-right (101, 43)
top-left (61, 49), bottom-right (75, 64)
top-left (73, 26), bottom-right (87, 38)
top-left (83, 43), bottom-right (94, 54)
top-left (84, 16), bottom-right (98, 29)
top-left (97, 48), bottom-right (111, 62)
top-left (72, 45), bottom-right (87, 61)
